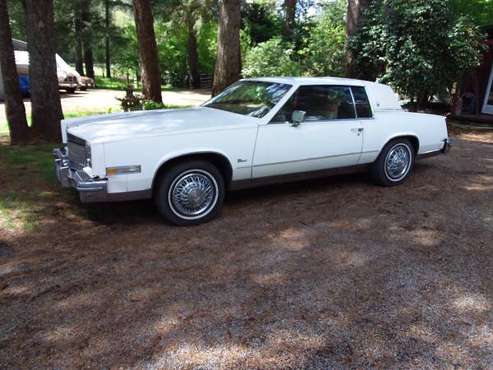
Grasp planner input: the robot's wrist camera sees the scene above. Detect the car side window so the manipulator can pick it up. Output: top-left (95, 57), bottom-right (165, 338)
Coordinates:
top-left (351, 86), bottom-right (373, 118)
top-left (271, 85), bottom-right (356, 123)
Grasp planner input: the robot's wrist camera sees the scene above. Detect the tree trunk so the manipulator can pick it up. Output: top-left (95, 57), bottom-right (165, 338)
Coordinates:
top-left (74, 2), bottom-right (84, 75)
top-left (0, 0), bottom-right (30, 144)
top-left (211, 0), bottom-right (241, 96)
top-left (75, 31), bottom-right (84, 75)
top-left (282, 0), bottom-right (296, 41)
top-left (417, 92), bottom-right (430, 112)
top-left (24, 0), bottom-right (63, 142)
top-left (105, 0), bottom-right (111, 78)
top-left (186, 15), bottom-right (200, 89)
top-left (84, 47), bottom-right (94, 79)
top-left (345, 0), bottom-right (370, 78)
top-left (81, 0), bottom-right (95, 79)
top-left (132, 0), bottom-right (162, 103)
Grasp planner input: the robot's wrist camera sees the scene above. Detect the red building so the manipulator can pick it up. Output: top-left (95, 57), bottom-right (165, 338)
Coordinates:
top-left (455, 25), bottom-right (493, 123)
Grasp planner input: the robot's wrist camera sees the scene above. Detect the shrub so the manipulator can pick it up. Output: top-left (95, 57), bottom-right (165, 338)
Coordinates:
top-left (142, 100), bottom-right (167, 111)
top-left (349, 0), bottom-right (485, 108)
top-left (118, 87), bottom-right (143, 112)
top-left (302, 0), bottom-right (347, 77)
top-left (242, 37), bottom-right (301, 77)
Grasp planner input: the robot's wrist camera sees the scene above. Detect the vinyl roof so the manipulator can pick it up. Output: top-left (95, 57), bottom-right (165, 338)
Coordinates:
top-left (244, 76), bottom-right (383, 87)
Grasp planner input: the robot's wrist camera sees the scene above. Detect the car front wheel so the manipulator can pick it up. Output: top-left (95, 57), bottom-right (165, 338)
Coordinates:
top-left (370, 138), bottom-right (415, 186)
top-left (154, 160), bottom-right (225, 226)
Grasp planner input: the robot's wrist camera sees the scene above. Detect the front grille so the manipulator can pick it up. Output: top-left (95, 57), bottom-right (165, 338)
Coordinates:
top-left (67, 133), bottom-right (87, 170)
top-left (64, 76), bottom-right (77, 83)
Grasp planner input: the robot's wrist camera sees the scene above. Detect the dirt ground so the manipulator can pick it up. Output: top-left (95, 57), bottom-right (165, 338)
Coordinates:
top-left (1, 129), bottom-right (493, 369)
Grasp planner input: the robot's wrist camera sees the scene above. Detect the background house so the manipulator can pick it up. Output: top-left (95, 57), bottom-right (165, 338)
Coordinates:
top-left (455, 25), bottom-right (493, 122)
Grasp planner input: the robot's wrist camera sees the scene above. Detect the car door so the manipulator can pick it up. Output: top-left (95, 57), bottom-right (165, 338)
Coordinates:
top-left (252, 85), bottom-right (364, 179)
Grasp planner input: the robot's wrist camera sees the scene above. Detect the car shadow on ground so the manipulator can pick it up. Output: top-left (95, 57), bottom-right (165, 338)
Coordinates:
top-left (82, 171), bottom-right (372, 226)
top-left (83, 165), bottom-right (434, 227)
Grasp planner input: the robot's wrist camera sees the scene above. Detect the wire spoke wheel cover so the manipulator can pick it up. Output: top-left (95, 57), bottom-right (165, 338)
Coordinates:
top-left (384, 143), bottom-right (412, 181)
top-left (168, 169), bottom-right (219, 220)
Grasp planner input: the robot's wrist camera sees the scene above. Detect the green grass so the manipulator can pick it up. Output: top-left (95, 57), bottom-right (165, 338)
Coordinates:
top-left (1, 142), bottom-right (56, 182)
top-left (0, 109), bottom-right (115, 230)
top-left (0, 142), bottom-right (57, 231)
top-left (0, 109), bottom-right (116, 135)
top-left (95, 76), bottom-right (129, 90)
top-left (95, 76), bottom-right (174, 91)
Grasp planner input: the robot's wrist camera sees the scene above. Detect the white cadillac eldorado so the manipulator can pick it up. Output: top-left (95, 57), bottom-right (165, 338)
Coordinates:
top-left (54, 77), bottom-right (450, 225)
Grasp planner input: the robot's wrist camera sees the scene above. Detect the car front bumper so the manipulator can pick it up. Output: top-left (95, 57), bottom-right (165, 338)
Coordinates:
top-left (59, 82), bottom-right (78, 89)
top-left (53, 148), bottom-right (151, 203)
top-left (53, 147), bottom-right (108, 203)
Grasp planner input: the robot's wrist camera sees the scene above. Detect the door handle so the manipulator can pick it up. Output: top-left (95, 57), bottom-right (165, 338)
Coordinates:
top-left (351, 128), bottom-right (364, 136)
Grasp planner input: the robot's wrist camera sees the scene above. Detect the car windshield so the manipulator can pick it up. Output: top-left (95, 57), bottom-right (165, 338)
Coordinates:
top-left (203, 81), bottom-right (292, 118)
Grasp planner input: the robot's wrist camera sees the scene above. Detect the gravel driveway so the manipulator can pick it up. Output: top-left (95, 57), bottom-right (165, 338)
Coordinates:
top-left (1, 130), bottom-right (493, 368)
top-left (0, 88), bottom-right (211, 123)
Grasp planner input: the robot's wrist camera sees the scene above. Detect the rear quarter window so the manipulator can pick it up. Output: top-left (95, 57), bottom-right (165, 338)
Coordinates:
top-left (351, 86), bottom-right (373, 118)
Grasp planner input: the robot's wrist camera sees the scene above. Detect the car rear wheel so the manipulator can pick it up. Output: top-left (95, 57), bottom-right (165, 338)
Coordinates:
top-left (370, 138), bottom-right (415, 186)
top-left (154, 160), bottom-right (225, 226)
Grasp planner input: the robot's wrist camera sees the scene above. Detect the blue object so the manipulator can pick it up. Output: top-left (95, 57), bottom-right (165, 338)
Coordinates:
top-left (18, 74), bottom-right (30, 96)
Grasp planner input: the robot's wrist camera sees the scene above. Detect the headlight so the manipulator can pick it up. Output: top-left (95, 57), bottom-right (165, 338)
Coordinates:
top-left (85, 142), bottom-right (92, 167)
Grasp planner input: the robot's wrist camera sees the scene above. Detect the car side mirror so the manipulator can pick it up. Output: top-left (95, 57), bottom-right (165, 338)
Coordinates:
top-left (291, 110), bottom-right (306, 127)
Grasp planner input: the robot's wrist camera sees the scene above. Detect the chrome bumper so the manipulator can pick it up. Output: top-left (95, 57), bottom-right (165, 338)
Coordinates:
top-left (442, 138), bottom-right (452, 154)
top-left (53, 148), bottom-right (151, 203)
top-left (59, 83), bottom-right (78, 88)
top-left (53, 147), bottom-right (108, 203)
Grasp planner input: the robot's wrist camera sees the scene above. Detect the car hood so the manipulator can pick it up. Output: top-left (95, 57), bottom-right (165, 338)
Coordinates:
top-left (64, 107), bottom-right (256, 144)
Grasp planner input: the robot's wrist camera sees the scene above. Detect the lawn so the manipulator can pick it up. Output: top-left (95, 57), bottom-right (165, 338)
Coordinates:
top-left (95, 76), bottom-right (174, 91)
top-left (1, 128), bottom-right (493, 368)
top-left (95, 76), bottom-right (130, 90)
top-left (0, 110), bottom-right (111, 230)
top-left (0, 141), bottom-right (57, 231)
top-left (0, 110), bottom-right (113, 135)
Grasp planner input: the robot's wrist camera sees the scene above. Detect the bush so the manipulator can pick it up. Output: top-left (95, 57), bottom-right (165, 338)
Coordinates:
top-left (242, 37), bottom-right (301, 77)
top-left (142, 100), bottom-right (167, 111)
top-left (118, 87), bottom-right (186, 112)
top-left (302, 0), bottom-right (347, 77)
top-left (118, 92), bottom-right (143, 112)
top-left (349, 0), bottom-right (485, 107)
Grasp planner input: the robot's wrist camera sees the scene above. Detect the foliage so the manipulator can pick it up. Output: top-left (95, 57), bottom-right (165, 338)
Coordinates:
top-left (117, 88), bottom-right (188, 111)
top-left (451, 0), bottom-right (493, 26)
top-left (241, 1), bottom-right (282, 45)
top-left (6, 0), bottom-right (490, 94)
top-left (301, 0), bottom-right (347, 77)
top-left (95, 76), bottom-right (130, 90)
top-left (7, 0), bottom-right (25, 39)
top-left (142, 100), bottom-right (167, 110)
top-left (197, 20), bottom-right (218, 75)
top-left (242, 1), bottom-right (347, 78)
top-left (154, 20), bottom-right (189, 87)
top-left (107, 23), bottom-right (140, 80)
top-left (153, 14), bottom-right (217, 87)
top-left (349, 0), bottom-right (486, 106)
top-left (242, 37), bottom-right (301, 77)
